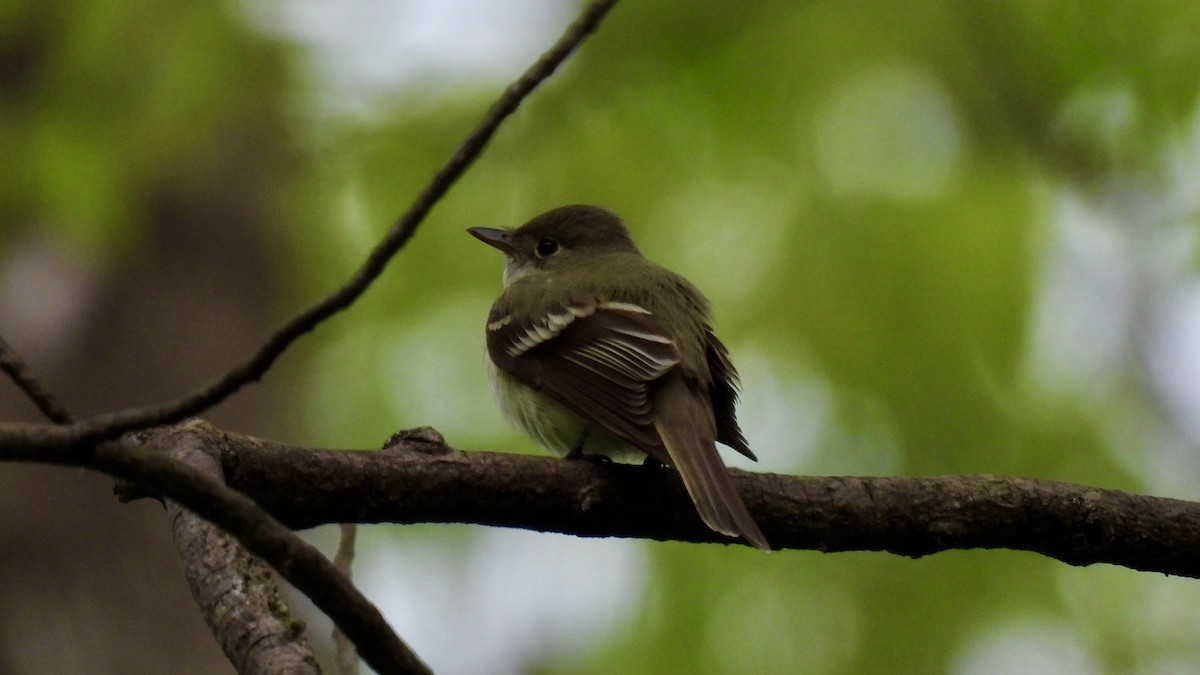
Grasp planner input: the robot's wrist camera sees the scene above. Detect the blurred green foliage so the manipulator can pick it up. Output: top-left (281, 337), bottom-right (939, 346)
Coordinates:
top-left (5, 0), bottom-right (1200, 673)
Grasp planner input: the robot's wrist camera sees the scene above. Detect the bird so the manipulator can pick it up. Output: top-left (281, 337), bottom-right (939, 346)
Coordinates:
top-left (468, 204), bottom-right (769, 550)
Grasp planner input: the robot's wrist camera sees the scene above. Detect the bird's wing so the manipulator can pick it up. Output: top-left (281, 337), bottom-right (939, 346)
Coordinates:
top-left (705, 329), bottom-right (756, 461)
top-left (488, 297), bottom-right (770, 549)
top-left (486, 300), bottom-right (679, 458)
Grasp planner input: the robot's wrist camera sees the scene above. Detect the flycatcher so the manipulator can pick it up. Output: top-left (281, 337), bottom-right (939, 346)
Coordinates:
top-left (469, 205), bottom-right (769, 550)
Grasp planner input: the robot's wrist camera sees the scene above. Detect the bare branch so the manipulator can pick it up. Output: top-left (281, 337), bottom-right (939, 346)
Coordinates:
top-left (0, 0), bottom-right (623, 454)
top-left (204, 426), bottom-right (1200, 579)
top-left (332, 524), bottom-right (360, 675)
top-left (0, 333), bottom-right (423, 672)
top-left (0, 333), bottom-right (72, 424)
top-left (103, 425), bottom-right (432, 675)
top-left (162, 428), bottom-right (321, 675)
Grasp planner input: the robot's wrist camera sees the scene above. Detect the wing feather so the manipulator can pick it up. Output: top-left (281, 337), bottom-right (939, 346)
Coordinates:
top-left (706, 330), bottom-right (755, 461)
top-left (487, 301), bottom-right (680, 455)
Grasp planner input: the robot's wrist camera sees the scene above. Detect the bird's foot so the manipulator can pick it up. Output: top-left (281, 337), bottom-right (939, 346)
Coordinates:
top-left (565, 431), bottom-right (590, 459)
top-left (565, 432), bottom-right (614, 464)
top-left (570, 453), bottom-right (613, 465)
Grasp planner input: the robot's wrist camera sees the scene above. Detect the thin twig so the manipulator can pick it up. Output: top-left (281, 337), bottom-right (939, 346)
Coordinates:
top-left (0, 0), bottom-right (623, 454)
top-left (333, 524), bottom-right (360, 675)
top-left (0, 334), bottom-right (72, 424)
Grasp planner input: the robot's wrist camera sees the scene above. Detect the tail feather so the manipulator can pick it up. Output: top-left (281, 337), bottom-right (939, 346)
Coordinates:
top-left (653, 375), bottom-right (770, 551)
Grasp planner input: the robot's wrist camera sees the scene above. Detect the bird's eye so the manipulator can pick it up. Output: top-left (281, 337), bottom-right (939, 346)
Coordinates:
top-left (535, 238), bottom-right (560, 257)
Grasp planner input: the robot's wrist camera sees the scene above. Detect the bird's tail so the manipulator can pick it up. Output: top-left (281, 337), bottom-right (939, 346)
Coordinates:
top-left (653, 375), bottom-right (770, 551)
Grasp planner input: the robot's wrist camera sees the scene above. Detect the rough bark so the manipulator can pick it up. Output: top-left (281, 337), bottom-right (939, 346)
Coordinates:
top-left (192, 424), bottom-right (1200, 579)
top-left (157, 426), bottom-right (322, 675)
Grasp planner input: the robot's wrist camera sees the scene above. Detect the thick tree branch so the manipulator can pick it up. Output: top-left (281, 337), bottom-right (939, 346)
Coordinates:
top-left (0, 335), bottom-right (427, 674)
top-left (0, 0), bottom-right (622, 454)
top-left (101, 426), bottom-right (432, 675)
top-left (203, 425), bottom-right (1200, 579)
top-left (160, 427), bottom-right (321, 675)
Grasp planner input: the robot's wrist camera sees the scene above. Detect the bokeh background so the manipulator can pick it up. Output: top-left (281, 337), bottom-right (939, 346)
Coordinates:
top-left (4, 1), bottom-right (1200, 673)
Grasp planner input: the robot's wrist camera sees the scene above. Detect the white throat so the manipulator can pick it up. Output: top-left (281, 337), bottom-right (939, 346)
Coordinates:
top-left (502, 258), bottom-right (537, 287)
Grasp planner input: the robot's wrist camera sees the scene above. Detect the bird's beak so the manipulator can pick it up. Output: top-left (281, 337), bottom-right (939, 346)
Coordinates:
top-left (467, 227), bottom-right (516, 254)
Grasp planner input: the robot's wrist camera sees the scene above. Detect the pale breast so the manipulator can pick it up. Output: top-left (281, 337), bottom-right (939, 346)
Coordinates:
top-left (486, 355), bottom-right (646, 463)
